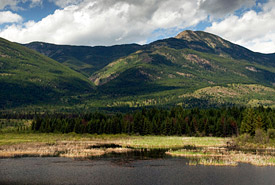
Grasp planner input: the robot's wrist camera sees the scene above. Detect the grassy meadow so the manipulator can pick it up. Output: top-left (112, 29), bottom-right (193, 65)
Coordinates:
top-left (0, 132), bottom-right (228, 148)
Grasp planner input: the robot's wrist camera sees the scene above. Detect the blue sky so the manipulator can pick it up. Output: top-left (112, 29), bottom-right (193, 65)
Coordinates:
top-left (0, 0), bottom-right (274, 53)
top-left (15, 1), bottom-right (58, 23)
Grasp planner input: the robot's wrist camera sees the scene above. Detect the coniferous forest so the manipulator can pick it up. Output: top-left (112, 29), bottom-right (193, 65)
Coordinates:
top-left (29, 106), bottom-right (275, 137)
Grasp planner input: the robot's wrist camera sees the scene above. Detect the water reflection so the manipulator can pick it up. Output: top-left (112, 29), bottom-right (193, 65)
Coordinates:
top-left (87, 148), bottom-right (169, 167)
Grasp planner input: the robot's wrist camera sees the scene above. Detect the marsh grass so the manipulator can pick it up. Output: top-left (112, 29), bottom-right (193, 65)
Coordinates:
top-left (0, 133), bottom-right (229, 148)
top-left (167, 149), bottom-right (275, 166)
top-left (125, 136), bottom-right (229, 149)
top-left (188, 157), bottom-right (238, 166)
top-left (0, 133), bottom-right (274, 166)
top-left (166, 149), bottom-right (223, 157)
top-left (231, 153), bottom-right (275, 166)
top-left (0, 140), bottom-right (134, 158)
top-left (0, 133), bottom-right (125, 146)
top-left (0, 133), bottom-right (229, 159)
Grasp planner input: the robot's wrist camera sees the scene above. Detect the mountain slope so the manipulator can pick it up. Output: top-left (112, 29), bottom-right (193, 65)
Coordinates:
top-left (89, 31), bottom-right (275, 108)
top-left (152, 30), bottom-right (275, 67)
top-left (0, 37), bottom-right (93, 108)
top-left (92, 31), bottom-right (275, 88)
top-left (14, 30), bottom-right (275, 109)
top-left (24, 42), bottom-right (142, 77)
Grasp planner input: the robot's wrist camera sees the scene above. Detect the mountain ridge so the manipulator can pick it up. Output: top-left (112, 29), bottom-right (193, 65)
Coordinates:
top-left (1, 30), bottom-right (274, 110)
top-left (23, 42), bottom-right (142, 77)
top-left (24, 30), bottom-right (275, 76)
top-left (86, 30), bottom-right (275, 108)
top-left (91, 30), bottom-right (275, 86)
top-left (152, 30), bottom-right (275, 67)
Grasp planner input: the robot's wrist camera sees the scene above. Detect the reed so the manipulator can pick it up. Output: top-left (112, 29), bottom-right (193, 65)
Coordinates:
top-left (167, 149), bottom-right (275, 166)
top-left (0, 140), bottom-right (133, 158)
top-left (231, 153), bottom-right (275, 166)
top-left (166, 149), bottom-right (224, 157)
top-left (189, 158), bottom-right (238, 166)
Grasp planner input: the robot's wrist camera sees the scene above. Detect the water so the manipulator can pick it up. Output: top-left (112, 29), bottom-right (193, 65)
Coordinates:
top-left (0, 152), bottom-right (274, 185)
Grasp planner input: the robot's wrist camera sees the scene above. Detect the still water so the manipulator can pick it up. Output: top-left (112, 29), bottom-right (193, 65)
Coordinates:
top-left (0, 151), bottom-right (274, 185)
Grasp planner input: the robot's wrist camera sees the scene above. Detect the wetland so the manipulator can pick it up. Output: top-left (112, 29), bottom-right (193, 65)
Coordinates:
top-left (0, 133), bottom-right (274, 185)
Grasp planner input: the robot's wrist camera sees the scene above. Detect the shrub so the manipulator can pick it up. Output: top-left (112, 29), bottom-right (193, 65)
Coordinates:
top-left (236, 133), bottom-right (252, 144)
top-left (267, 129), bottom-right (275, 139)
top-left (254, 129), bottom-right (269, 144)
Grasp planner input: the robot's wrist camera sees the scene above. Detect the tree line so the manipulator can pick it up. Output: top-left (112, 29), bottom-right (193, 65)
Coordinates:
top-left (30, 106), bottom-right (275, 136)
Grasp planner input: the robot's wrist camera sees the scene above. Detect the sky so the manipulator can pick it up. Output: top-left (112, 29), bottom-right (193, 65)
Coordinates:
top-left (0, 0), bottom-right (274, 53)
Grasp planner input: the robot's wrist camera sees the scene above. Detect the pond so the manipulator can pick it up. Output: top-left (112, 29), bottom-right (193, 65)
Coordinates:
top-left (0, 150), bottom-right (274, 185)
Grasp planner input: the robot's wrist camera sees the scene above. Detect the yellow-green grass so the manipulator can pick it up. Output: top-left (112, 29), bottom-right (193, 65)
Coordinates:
top-left (166, 150), bottom-right (223, 157)
top-left (0, 133), bottom-right (229, 148)
top-left (0, 133), bottom-right (128, 146)
top-left (126, 136), bottom-right (229, 149)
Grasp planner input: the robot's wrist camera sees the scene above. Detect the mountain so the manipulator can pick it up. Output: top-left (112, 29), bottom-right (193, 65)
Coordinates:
top-left (0, 37), bottom-right (93, 109)
top-left (24, 42), bottom-right (142, 77)
top-left (9, 30), bottom-right (275, 110)
top-left (154, 30), bottom-right (275, 67)
top-left (89, 30), bottom-right (275, 108)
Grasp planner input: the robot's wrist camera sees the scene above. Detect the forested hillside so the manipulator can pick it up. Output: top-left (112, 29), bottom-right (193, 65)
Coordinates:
top-left (0, 37), bottom-right (93, 109)
top-left (1, 30), bottom-right (274, 110)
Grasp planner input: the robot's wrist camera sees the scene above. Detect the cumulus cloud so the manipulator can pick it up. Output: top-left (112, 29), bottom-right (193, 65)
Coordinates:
top-left (0, 0), bottom-right (206, 46)
top-left (0, 0), bottom-right (42, 10)
top-left (49, 0), bottom-right (84, 8)
top-left (205, 0), bottom-right (275, 53)
top-left (198, 0), bottom-right (256, 17)
top-left (0, 11), bottom-right (22, 24)
top-left (0, 0), bottom-right (274, 54)
top-left (0, 0), bottom-right (18, 10)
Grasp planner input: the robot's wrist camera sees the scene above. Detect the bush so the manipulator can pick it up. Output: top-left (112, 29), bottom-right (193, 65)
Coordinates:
top-left (254, 129), bottom-right (269, 144)
top-left (267, 129), bottom-right (275, 139)
top-left (236, 133), bottom-right (252, 144)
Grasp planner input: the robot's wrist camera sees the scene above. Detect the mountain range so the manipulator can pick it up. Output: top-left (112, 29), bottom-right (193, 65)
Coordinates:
top-left (0, 30), bottom-right (274, 111)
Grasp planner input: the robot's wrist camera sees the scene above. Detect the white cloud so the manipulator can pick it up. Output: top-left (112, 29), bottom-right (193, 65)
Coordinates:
top-left (0, 0), bottom-right (17, 10)
top-left (49, 0), bottom-right (84, 8)
top-left (0, 0), bottom-right (206, 46)
top-left (0, 11), bottom-right (22, 24)
top-left (0, 0), bottom-right (274, 54)
top-left (205, 0), bottom-right (275, 53)
top-left (0, 0), bottom-right (42, 10)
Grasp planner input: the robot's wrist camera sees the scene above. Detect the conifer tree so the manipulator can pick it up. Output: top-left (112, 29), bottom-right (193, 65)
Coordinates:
top-left (240, 108), bottom-right (256, 135)
top-left (254, 114), bottom-right (264, 130)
